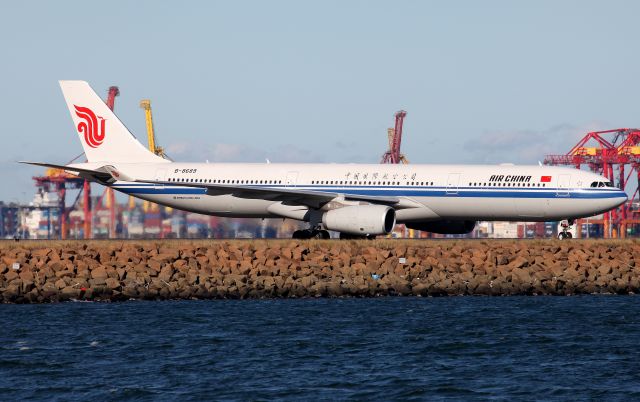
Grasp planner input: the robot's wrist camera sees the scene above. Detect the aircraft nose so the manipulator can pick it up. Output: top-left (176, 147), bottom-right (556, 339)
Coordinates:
top-left (613, 190), bottom-right (628, 208)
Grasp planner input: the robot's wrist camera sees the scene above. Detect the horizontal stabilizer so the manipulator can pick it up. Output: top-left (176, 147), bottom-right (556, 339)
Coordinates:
top-left (19, 161), bottom-right (115, 182)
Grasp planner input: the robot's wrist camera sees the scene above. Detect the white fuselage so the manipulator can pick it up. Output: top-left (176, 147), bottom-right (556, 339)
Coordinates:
top-left (95, 162), bottom-right (626, 223)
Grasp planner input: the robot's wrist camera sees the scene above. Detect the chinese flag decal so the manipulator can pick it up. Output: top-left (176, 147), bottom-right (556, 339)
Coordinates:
top-left (541, 176), bottom-right (552, 183)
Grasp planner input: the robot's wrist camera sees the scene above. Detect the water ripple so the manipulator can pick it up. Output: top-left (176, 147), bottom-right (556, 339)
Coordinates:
top-left (1, 297), bottom-right (640, 400)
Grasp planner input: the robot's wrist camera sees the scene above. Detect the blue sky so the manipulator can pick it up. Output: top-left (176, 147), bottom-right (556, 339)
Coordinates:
top-left (2, 1), bottom-right (639, 202)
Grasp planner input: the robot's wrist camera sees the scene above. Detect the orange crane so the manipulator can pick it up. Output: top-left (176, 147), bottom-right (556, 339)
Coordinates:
top-left (139, 99), bottom-right (165, 215)
top-left (127, 99), bottom-right (166, 211)
top-left (139, 99), bottom-right (170, 237)
top-left (140, 99), bottom-right (165, 158)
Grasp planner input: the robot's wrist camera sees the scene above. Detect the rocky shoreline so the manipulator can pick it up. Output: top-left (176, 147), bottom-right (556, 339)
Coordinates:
top-left (0, 240), bottom-right (638, 303)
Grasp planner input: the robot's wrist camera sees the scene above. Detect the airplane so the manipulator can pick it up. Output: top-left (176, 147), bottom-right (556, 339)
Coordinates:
top-left (21, 81), bottom-right (627, 240)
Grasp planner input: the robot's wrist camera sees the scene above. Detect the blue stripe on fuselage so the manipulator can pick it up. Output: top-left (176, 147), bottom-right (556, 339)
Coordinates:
top-left (110, 184), bottom-right (625, 199)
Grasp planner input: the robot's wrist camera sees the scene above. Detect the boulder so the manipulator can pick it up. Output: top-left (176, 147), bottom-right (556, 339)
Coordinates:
top-left (300, 275), bottom-right (317, 288)
top-left (54, 278), bottom-right (67, 289)
top-left (509, 256), bottom-right (530, 269)
top-left (3, 284), bottom-right (21, 300)
top-left (60, 286), bottom-right (80, 300)
top-left (411, 282), bottom-right (429, 296)
top-left (4, 270), bottom-right (18, 282)
top-left (89, 277), bottom-right (106, 287)
top-left (159, 266), bottom-right (174, 282)
top-left (91, 266), bottom-right (108, 279)
top-left (105, 277), bottom-right (121, 290)
top-left (18, 270), bottom-right (34, 282)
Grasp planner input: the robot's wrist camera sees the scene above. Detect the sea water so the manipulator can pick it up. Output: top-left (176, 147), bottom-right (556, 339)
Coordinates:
top-left (1, 297), bottom-right (639, 401)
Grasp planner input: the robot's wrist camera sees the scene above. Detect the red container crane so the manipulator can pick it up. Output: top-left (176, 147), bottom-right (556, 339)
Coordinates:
top-left (103, 86), bottom-right (119, 238)
top-left (381, 110), bottom-right (409, 164)
top-left (544, 128), bottom-right (640, 238)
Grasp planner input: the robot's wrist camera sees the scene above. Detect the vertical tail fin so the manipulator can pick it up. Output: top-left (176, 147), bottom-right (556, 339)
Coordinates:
top-left (59, 81), bottom-right (167, 164)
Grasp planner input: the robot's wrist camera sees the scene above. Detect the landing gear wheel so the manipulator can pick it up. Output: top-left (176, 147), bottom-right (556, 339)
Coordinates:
top-left (292, 230), bottom-right (306, 239)
top-left (293, 229), bottom-right (330, 240)
top-left (339, 233), bottom-right (372, 240)
top-left (317, 230), bottom-right (330, 240)
top-left (558, 232), bottom-right (573, 240)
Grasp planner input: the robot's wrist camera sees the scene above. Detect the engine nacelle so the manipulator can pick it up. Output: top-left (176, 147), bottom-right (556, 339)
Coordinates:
top-left (322, 205), bottom-right (396, 235)
top-left (405, 220), bottom-right (476, 234)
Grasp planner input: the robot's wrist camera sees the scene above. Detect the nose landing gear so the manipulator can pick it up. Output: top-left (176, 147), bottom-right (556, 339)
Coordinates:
top-left (558, 219), bottom-right (574, 240)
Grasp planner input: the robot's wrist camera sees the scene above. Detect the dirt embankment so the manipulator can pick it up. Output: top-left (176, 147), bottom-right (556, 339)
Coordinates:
top-left (0, 240), bottom-right (638, 303)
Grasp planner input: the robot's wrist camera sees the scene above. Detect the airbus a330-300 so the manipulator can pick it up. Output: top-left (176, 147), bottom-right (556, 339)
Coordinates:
top-left (22, 81), bottom-right (627, 239)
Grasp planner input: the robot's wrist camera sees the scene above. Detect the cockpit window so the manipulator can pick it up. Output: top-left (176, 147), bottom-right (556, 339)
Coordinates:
top-left (605, 182), bottom-right (613, 187)
top-left (591, 181), bottom-right (614, 188)
top-left (590, 181), bottom-right (599, 187)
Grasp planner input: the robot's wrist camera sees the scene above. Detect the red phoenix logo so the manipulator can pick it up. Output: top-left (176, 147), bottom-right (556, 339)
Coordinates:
top-left (74, 105), bottom-right (106, 148)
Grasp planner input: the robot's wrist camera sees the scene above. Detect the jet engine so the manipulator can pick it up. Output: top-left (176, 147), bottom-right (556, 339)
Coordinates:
top-left (405, 220), bottom-right (476, 234)
top-left (322, 205), bottom-right (396, 235)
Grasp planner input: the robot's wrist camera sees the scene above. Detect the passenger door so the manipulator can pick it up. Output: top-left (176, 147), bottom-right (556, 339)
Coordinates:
top-left (446, 173), bottom-right (460, 195)
top-left (154, 169), bottom-right (166, 190)
top-left (556, 174), bottom-right (570, 197)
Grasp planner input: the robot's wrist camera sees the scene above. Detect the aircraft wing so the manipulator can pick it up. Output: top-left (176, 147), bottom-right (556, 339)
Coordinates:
top-left (20, 162), bottom-right (409, 209)
top-left (134, 179), bottom-right (401, 209)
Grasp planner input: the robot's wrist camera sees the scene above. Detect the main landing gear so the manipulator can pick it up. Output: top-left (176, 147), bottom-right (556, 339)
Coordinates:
top-left (558, 219), bottom-right (574, 240)
top-left (292, 228), bottom-right (331, 240)
top-left (339, 233), bottom-right (377, 240)
top-left (291, 229), bottom-right (377, 240)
